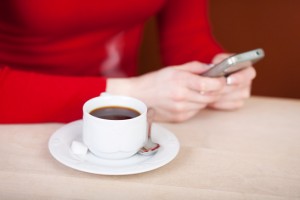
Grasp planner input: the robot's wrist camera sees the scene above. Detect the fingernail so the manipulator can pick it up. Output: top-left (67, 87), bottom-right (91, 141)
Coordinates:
top-left (226, 77), bottom-right (233, 85)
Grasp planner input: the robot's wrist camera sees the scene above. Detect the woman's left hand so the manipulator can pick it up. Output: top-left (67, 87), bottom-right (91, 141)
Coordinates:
top-left (207, 53), bottom-right (257, 110)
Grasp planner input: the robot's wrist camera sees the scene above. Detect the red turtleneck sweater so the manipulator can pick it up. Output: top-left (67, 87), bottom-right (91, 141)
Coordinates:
top-left (0, 0), bottom-right (222, 123)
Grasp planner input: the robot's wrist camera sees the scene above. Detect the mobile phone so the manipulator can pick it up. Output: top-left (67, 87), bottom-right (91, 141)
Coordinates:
top-left (202, 48), bottom-right (265, 77)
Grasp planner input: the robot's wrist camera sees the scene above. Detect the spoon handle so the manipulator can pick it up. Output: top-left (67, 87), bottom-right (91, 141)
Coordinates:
top-left (147, 108), bottom-right (155, 137)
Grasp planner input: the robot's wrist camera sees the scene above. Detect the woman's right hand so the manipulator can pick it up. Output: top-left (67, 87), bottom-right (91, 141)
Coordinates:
top-left (106, 61), bottom-right (226, 122)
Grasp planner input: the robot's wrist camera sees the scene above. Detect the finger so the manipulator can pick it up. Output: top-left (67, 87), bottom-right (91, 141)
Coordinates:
top-left (212, 53), bottom-right (233, 64)
top-left (171, 101), bottom-right (206, 113)
top-left (155, 105), bottom-right (201, 122)
top-left (176, 61), bottom-right (213, 74)
top-left (219, 82), bottom-right (252, 94)
top-left (154, 102), bottom-right (205, 122)
top-left (209, 100), bottom-right (245, 110)
top-left (217, 86), bottom-right (251, 102)
top-left (226, 66), bottom-right (256, 85)
top-left (184, 73), bottom-right (226, 93)
top-left (168, 86), bottom-right (219, 105)
top-left (170, 110), bottom-right (200, 123)
top-left (188, 89), bottom-right (221, 104)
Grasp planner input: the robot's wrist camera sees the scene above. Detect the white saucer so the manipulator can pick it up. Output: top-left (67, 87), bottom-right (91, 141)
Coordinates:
top-left (48, 120), bottom-right (180, 175)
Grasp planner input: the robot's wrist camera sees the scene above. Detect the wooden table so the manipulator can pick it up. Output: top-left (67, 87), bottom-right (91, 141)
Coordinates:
top-left (1, 96), bottom-right (300, 200)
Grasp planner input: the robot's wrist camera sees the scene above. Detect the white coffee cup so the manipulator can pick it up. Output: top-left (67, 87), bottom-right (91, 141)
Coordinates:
top-left (82, 94), bottom-right (148, 159)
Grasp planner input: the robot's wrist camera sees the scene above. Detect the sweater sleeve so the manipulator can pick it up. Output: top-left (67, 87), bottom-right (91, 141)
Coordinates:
top-left (0, 66), bottom-right (106, 123)
top-left (157, 0), bottom-right (223, 65)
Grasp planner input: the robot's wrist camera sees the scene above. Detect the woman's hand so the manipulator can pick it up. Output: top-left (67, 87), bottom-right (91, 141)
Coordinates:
top-left (107, 61), bottom-right (226, 122)
top-left (207, 53), bottom-right (257, 110)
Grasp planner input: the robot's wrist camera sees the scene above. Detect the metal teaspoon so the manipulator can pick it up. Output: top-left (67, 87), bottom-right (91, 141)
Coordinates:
top-left (138, 108), bottom-right (160, 156)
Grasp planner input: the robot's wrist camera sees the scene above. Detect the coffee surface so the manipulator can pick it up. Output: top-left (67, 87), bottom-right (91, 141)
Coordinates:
top-left (90, 106), bottom-right (140, 120)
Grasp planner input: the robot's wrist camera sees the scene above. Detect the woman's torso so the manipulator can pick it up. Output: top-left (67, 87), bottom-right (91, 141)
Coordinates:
top-left (0, 0), bottom-right (165, 76)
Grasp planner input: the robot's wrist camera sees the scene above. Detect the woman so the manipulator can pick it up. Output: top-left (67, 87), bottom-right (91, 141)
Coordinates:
top-left (0, 0), bottom-right (255, 123)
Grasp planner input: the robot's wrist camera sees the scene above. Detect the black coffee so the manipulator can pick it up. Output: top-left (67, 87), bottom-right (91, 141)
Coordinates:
top-left (90, 106), bottom-right (141, 120)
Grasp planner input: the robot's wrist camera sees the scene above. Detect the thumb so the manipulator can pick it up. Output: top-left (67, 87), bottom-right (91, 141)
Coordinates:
top-left (212, 53), bottom-right (233, 64)
top-left (176, 61), bottom-right (213, 74)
